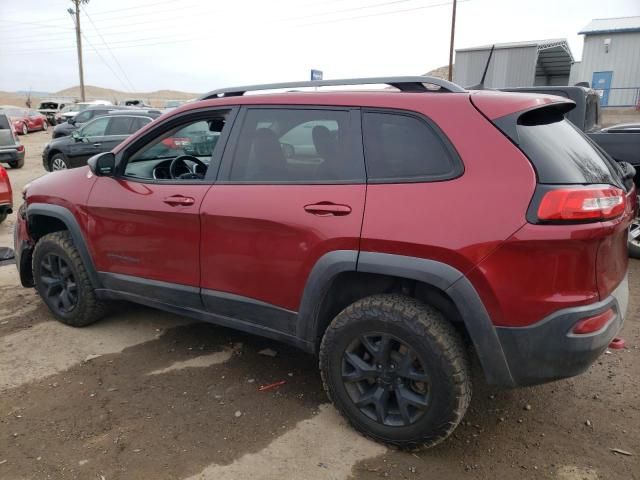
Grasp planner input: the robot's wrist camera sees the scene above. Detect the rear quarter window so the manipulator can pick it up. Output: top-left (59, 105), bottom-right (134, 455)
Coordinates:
top-left (362, 111), bottom-right (462, 183)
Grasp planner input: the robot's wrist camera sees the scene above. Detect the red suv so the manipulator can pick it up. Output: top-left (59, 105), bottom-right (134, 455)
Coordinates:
top-left (14, 77), bottom-right (635, 448)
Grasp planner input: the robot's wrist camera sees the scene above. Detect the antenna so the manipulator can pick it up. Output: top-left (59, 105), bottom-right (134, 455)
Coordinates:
top-left (469, 45), bottom-right (495, 90)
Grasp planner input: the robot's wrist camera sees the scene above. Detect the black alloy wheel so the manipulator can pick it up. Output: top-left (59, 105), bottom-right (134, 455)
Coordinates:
top-left (342, 333), bottom-right (430, 427)
top-left (38, 253), bottom-right (78, 314)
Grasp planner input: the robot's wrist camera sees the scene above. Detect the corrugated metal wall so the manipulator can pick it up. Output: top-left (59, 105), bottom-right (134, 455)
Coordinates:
top-left (453, 46), bottom-right (538, 88)
top-left (570, 32), bottom-right (640, 105)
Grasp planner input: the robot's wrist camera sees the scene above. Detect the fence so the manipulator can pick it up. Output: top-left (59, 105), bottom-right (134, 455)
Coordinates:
top-left (596, 87), bottom-right (640, 108)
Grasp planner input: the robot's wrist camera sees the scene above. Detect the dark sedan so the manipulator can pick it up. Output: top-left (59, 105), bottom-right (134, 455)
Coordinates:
top-left (42, 110), bottom-right (160, 171)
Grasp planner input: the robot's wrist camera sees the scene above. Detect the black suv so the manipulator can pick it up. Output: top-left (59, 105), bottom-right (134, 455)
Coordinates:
top-left (43, 110), bottom-right (161, 171)
top-left (52, 106), bottom-right (161, 139)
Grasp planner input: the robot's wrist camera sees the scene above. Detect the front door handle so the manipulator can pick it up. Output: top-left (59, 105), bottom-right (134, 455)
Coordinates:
top-left (163, 195), bottom-right (195, 207)
top-left (304, 202), bottom-right (352, 216)
top-left (93, 143), bottom-right (102, 147)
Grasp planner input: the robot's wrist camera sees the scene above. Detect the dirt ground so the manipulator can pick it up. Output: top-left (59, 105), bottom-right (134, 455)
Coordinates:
top-left (0, 131), bottom-right (638, 480)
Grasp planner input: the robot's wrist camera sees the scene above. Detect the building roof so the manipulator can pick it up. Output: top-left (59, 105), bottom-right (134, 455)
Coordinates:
top-left (579, 16), bottom-right (640, 35)
top-left (456, 39), bottom-right (574, 77)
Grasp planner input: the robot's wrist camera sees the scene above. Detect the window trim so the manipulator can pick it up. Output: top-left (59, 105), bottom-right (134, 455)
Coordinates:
top-left (115, 107), bottom-right (238, 185)
top-left (217, 105), bottom-right (366, 185)
top-left (361, 108), bottom-right (464, 184)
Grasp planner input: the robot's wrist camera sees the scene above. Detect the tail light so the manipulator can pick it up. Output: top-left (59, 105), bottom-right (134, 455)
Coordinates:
top-left (0, 166), bottom-right (7, 179)
top-left (535, 186), bottom-right (626, 222)
top-left (161, 137), bottom-right (191, 149)
top-left (16, 145), bottom-right (24, 152)
top-left (572, 308), bottom-right (615, 334)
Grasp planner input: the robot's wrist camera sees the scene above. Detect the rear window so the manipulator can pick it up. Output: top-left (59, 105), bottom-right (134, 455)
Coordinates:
top-left (362, 111), bottom-right (462, 182)
top-left (0, 114), bottom-right (10, 130)
top-left (515, 108), bottom-right (620, 186)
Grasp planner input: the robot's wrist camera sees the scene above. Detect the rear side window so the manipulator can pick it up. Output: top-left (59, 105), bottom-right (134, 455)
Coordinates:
top-left (106, 116), bottom-right (147, 135)
top-left (228, 108), bottom-right (363, 183)
top-left (362, 111), bottom-right (461, 182)
top-left (516, 108), bottom-right (619, 185)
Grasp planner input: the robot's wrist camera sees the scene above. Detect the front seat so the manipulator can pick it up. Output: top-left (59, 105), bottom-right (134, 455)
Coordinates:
top-left (251, 128), bottom-right (287, 180)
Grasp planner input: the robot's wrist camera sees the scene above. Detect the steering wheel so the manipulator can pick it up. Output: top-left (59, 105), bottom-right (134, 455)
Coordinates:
top-left (169, 155), bottom-right (207, 180)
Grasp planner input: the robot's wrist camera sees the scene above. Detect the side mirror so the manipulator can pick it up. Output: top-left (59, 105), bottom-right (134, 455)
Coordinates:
top-left (68, 117), bottom-right (75, 125)
top-left (88, 152), bottom-right (115, 177)
top-left (71, 130), bottom-right (81, 141)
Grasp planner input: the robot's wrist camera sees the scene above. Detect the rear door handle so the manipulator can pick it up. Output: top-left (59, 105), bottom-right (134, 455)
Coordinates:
top-left (304, 202), bottom-right (352, 216)
top-left (163, 195), bottom-right (195, 207)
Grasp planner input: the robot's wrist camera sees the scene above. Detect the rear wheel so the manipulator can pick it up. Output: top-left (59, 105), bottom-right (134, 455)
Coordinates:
top-left (8, 156), bottom-right (24, 169)
top-left (21, 123), bottom-right (28, 135)
top-left (0, 211), bottom-right (7, 224)
top-left (42, 121), bottom-right (48, 132)
top-left (319, 294), bottom-right (471, 449)
top-left (33, 231), bottom-right (107, 327)
top-left (50, 153), bottom-right (68, 171)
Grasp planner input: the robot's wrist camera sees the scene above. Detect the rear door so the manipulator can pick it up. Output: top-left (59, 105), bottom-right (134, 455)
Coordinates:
top-left (199, 106), bottom-right (366, 334)
top-left (99, 116), bottom-right (152, 153)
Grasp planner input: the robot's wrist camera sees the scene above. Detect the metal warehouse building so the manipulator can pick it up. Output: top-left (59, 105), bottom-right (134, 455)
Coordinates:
top-left (453, 39), bottom-right (574, 89)
top-left (569, 16), bottom-right (640, 107)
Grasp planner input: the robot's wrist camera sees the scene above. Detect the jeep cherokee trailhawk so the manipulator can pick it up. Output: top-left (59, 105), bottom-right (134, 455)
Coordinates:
top-left (14, 77), bottom-right (636, 448)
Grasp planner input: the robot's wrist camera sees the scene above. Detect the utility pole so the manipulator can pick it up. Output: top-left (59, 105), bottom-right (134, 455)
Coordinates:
top-left (68, 0), bottom-right (89, 101)
top-left (447, 0), bottom-right (457, 81)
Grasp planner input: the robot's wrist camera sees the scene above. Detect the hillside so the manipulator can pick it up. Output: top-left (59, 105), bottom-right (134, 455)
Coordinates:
top-left (53, 85), bottom-right (199, 103)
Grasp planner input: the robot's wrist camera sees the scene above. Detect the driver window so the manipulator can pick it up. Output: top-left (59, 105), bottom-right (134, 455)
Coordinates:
top-left (124, 111), bottom-right (229, 181)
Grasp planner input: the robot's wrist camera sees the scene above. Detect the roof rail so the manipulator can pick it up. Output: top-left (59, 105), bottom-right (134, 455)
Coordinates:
top-left (198, 76), bottom-right (465, 100)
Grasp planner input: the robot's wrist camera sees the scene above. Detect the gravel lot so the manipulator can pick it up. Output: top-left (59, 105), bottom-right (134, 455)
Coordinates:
top-left (0, 131), bottom-right (638, 480)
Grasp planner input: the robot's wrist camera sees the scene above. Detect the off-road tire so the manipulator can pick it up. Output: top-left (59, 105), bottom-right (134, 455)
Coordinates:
top-left (33, 231), bottom-right (107, 327)
top-left (319, 294), bottom-right (471, 449)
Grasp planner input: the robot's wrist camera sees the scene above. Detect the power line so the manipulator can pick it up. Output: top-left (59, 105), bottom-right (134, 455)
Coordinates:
top-left (298, 0), bottom-right (467, 26)
top-left (82, 6), bottom-right (136, 91)
top-left (0, 18), bottom-right (74, 31)
top-left (80, 31), bottom-right (132, 92)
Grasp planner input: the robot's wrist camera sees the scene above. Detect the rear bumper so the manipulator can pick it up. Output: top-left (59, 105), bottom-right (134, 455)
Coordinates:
top-left (0, 149), bottom-right (24, 164)
top-left (496, 274), bottom-right (628, 386)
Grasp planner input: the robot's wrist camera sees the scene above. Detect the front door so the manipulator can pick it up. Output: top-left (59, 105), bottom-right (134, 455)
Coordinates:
top-left (68, 116), bottom-right (110, 165)
top-left (86, 110), bottom-right (234, 306)
top-left (199, 106), bottom-right (366, 333)
top-left (592, 71), bottom-right (613, 106)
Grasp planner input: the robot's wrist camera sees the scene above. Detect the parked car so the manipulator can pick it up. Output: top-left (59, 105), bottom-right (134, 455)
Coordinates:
top-left (0, 112), bottom-right (25, 169)
top-left (42, 110), bottom-right (161, 171)
top-left (57, 100), bottom-right (113, 124)
top-left (119, 99), bottom-right (151, 108)
top-left (0, 106), bottom-right (48, 135)
top-left (502, 85), bottom-right (640, 257)
top-left (16, 77), bottom-right (635, 449)
top-left (53, 106), bottom-right (161, 138)
top-left (38, 99), bottom-right (73, 126)
top-left (0, 164), bottom-right (13, 223)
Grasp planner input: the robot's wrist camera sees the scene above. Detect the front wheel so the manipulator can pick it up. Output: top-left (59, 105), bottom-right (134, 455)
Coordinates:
top-left (42, 121), bottom-right (48, 132)
top-left (319, 294), bottom-right (471, 449)
top-left (33, 231), bottom-right (107, 327)
top-left (50, 153), bottom-right (69, 171)
top-left (21, 123), bottom-right (28, 135)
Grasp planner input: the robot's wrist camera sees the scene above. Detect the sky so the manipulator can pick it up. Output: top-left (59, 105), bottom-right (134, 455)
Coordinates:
top-left (1, 0), bottom-right (639, 94)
